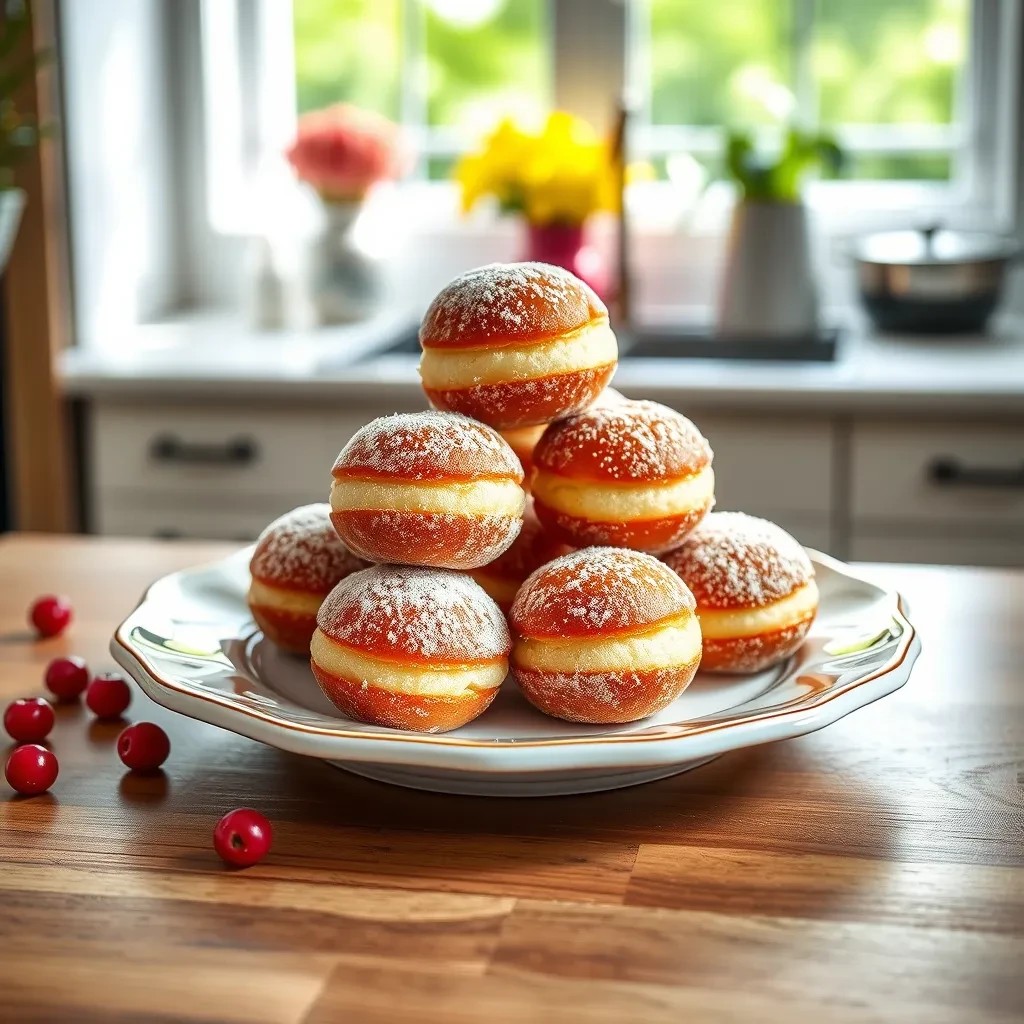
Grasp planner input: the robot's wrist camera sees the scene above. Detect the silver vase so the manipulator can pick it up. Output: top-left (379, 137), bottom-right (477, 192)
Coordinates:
top-left (309, 201), bottom-right (382, 325)
top-left (716, 199), bottom-right (819, 337)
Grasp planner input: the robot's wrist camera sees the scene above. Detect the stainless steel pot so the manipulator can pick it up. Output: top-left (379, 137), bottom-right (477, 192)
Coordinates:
top-left (853, 225), bottom-right (1021, 333)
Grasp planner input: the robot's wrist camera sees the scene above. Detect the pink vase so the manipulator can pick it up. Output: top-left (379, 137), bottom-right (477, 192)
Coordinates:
top-left (524, 222), bottom-right (610, 300)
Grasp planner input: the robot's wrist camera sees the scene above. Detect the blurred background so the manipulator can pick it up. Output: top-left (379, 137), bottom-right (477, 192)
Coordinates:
top-left (1, 0), bottom-right (1022, 566)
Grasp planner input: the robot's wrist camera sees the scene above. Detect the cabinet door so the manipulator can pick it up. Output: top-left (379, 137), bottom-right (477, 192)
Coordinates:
top-left (851, 421), bottom-right (1024, 533)
top-left (89, 404), bottom-right (375, 502)
top-left (850, 531), bottom-right (1024, 568)
top-left (689, 413), bottom-right (835, 519)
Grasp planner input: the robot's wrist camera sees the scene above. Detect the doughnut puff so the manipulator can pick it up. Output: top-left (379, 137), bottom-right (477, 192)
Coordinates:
top-left (532, 400), bottom-right (714, 554)
top-left (662, 512), bottom-right (819, 673)
top-left (330, 411), bottom-right (526, 570)
top-left (311, 564), bottom-right (511, 733)
top-left (419, 262), bottom-right (618, 429)
top-left (248, 504), bottom-right (369, 654)
top-left (510, 548), bottom-right (702, 724)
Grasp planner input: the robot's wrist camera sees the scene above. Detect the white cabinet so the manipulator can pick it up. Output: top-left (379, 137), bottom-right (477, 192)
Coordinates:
top-left (84, 398), bottom-right (1024, 566)
top-left (86, 400), bottom-right (417, 539)
top-left (850, 420), bottom-right (1024, 566)
top-left (693, 412), bottom-right (834, 552)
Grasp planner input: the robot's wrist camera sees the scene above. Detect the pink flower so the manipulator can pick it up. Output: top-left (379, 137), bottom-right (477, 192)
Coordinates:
top-left (286, 104), bottom-right (406, 201)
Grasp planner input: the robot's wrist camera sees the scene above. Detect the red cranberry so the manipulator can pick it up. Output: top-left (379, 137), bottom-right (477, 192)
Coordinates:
top-left (85, 672), bottom-right (132, 719)
top-left (213, 808), bottom-right (273, 867)
top-left (3, 697), bottom-right (55, 743)
top-left (29, 595), bottom-right (73, 638)
top-left (5, 744), bottom-right (59, 795)
top-left (44, 656), bottom-right (90, 702)
top-left (117, 722), bottom-right (170, 771)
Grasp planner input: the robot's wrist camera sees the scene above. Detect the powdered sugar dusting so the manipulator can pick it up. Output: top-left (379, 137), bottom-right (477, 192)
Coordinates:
top-left (318, 564), bottom-right (511, 661)
top-left (514, 664), bottom-right (695, 723)
top-left (511, 547), bottom-right (694, 640)
top-left (333, 410), bottom-right (522, 481)
top-left (663, 512), bottom-right (814, 610)
top-left (703, 620), bottom-right (812, 673)
top-left (338, 508), bottom-right (522, 570)
top-left (250, 503), bottom-right (368, 593)
top-left (427, 364), bottom-right (615, 430)
top-left (534, 400), bottom-right (712, 481)
top-left (420, 262), bottom-right (605, 347)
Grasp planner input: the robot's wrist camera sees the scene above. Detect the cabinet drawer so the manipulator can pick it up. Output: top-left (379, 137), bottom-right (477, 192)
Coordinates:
top-left (851, 421), bottom-right (1024, 531)
top-left (95, 494), bottom-right (309, 541)
top-left (692, 414), bottom-right (834, 518)
top-left (850, 531), bottom-right (1024, 569)
top-left (89, 404), bottom-right (393, 501)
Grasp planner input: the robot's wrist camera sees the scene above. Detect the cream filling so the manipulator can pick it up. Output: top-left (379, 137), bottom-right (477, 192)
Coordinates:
top-left (311, 630), bottom-right (507, 696)
top-left (532, 465), bottom-right (715, 521)
top-left (514, 615), bottom-right (702, 673)
top-left (330, 477), bottom-right (525, 516)
top-left (248, 579), bottom-right (323, 615)
top-left (697, 580), bottom-right (819, 639)
top-left (419, 321), bottom-right (617, 390)
top-left (469, 571), bottom-right (520, 606)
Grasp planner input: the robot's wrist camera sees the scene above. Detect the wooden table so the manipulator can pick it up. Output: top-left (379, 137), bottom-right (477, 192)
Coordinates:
top-left (1, 535), bottom-right (1021, 1024)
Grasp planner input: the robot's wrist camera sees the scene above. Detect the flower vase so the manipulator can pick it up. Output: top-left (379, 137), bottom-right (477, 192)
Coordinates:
top-left (524, 221), bottom-right (609, 300)
top-left (309, 200), bottom-right (382, 325)
top-left (715, 200), bottom-right (819, 337)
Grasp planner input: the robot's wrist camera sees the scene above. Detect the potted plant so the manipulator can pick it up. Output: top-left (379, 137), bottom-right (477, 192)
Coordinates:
top-left (716, 127), bottom-right (842, 337)
top-left (454, 112), bottom-right (617, 298)
top-left (286, 103), bottom-right (406, 324)
top-left (1, 0), bottom-right (48, 273)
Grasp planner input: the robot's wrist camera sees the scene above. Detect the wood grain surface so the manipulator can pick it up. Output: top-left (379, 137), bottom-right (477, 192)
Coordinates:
top-left (0, 535), bottom-right (1021, 1024)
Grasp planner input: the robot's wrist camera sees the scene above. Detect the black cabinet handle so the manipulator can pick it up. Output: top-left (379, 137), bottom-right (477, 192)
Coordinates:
top-left (149, 434), bottom-right (259, 467)
top-left (928, 456), bottom-right (1024, 489)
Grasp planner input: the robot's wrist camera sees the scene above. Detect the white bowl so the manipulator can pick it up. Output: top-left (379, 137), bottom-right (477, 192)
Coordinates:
top-left (112, 548), bottom-right (919, 797)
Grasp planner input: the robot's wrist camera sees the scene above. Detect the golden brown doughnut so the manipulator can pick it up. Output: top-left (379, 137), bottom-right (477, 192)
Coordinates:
top-left (469, 501), bottom-right (573, 614)
top-left (330, 411), bottom-right (526, 569)
top-left (531, 400), bottom-right (714, 554)
top-left (662, 512), bottom-right (818, 673)
top-left (419, 262), bottom-right (618, 429)
top-left (509, 547), bottom-right (701, 723)
top-left (248, 503), bottom-right (369, 654)
top-left (311, 564), bottom-right (510, 733)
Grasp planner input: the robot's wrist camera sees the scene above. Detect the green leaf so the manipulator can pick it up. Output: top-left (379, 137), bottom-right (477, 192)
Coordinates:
top-left (722, 125), bottom-right (845, 202)
top-left (0, 7), bottom-right (28, 65)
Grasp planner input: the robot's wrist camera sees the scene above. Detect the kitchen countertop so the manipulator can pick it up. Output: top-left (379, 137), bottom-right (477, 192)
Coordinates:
top-left (2, 534), bottom-right (1022, 1022)
top-left (59, 311), bottom-right (1024, 416)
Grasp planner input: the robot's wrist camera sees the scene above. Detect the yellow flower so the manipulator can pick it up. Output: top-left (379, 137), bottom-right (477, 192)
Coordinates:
top-left (454, 111), bottom-right (619, 226)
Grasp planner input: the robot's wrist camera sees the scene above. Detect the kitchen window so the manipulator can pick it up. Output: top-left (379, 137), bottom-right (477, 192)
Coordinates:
top-left (58, 0), bottom-right (1022, 344)
top-left (203, 0), bottom-right (1017, 222)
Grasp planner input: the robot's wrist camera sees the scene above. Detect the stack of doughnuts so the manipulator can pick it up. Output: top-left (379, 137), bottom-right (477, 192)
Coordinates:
top-left (248, 260), bottom-right (818, 734)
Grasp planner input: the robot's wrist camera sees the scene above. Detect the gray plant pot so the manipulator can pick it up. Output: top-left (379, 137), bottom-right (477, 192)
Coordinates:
top-left (0, 187), bottom-right (26, 273)
top-left (716, 199), bottom-right (819, 337)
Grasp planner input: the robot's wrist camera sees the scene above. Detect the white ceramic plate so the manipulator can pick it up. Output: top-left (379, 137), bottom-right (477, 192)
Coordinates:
top-left (111, 548), bottom-right (919, 797)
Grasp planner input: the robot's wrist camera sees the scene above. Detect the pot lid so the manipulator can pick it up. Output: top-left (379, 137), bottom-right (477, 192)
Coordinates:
top-left (854, 226), bottom-right (1020, 266)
